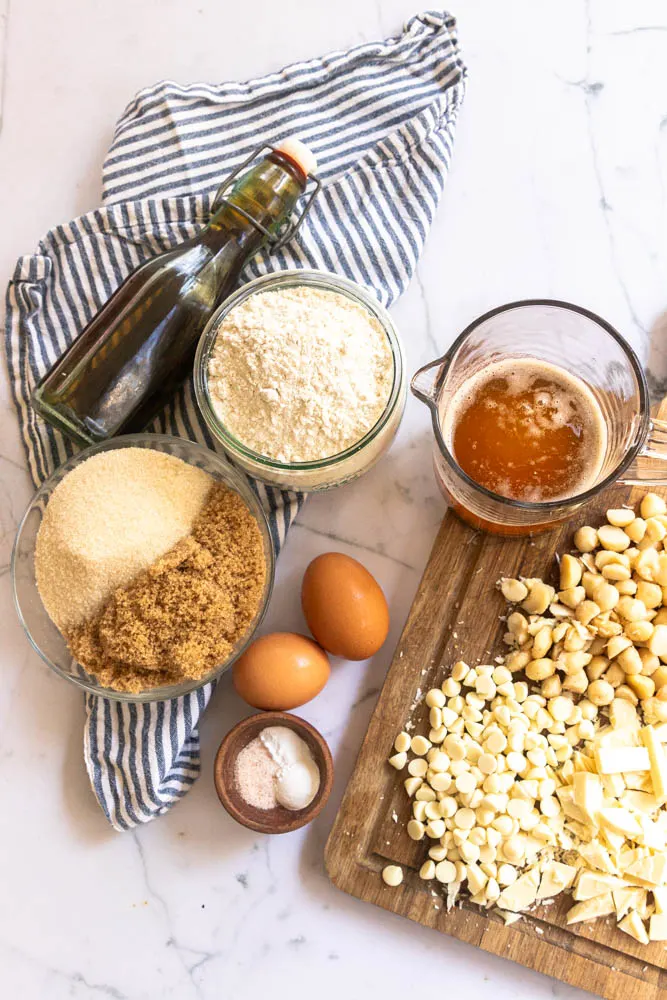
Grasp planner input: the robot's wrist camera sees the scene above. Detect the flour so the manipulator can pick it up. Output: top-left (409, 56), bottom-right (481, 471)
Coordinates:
top-left (207, 286), bottom-right (394, 463)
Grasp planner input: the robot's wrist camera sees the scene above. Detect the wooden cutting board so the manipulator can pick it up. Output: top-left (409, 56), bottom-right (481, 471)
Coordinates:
top-left (325, 400), bottom-right (667, 1000)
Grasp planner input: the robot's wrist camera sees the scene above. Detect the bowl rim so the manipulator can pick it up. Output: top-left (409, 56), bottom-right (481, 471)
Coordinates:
top-left (213, 710), bottom-right (334, 834)
top-left (11, 433), bottom-right (275, 703)
top-left (193, 268), bottom-right (406, 473)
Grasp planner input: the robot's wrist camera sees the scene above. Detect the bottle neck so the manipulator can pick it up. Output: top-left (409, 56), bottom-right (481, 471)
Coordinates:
top-left (206, 151), bottom-right (307, 249)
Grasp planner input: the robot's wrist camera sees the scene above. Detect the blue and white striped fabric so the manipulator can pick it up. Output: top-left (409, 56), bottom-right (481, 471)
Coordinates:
top-left (4, 11), bottom-right (465, 830)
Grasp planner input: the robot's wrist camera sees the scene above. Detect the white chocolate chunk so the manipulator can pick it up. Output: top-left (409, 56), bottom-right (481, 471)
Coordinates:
top-left (609, 699), bottom-right (639, 732)
top-left (625, 853), bottom-right (667, 886)
top-left (425, 689), bottom-right (446, 709)
top-left (579, 841), bottom-right (615, 874)
top-left (649, 912), bottom-right (667, 941)
top-left (613, 886), bottom-right (646, 919)
top-left (638, 816), bottom-right (665, 849)
top-left (466, 862), bottom-right (488, 895)
top-left (621, 789), bottom-right (658, 815)
top-left (536, 862), bottom-right (576, 899)
top-left (641, 725), bottom-right (667, 805)
top-left (618, 910), bottom-right (650, 945)
top-left (566, 892), bottom-right (615, 924)
top-left (408, 758), bottom-right (428, 778)
top-left (573, 870), bottom-right (627, 901)
top-left (594, 746), bottom-right (650, 775)
top-left (600, 807), bottom-right (643, 841)
top-left (412, 800), bottom-right (428, 822)
top-left (573, 771), bottom-right (603, 823)
top-left (496, 867), bottom-right (540, 912)
top-left (652, 886), bottom-right (667, 914)
top-left (426, 819), bottom-right (446, 840)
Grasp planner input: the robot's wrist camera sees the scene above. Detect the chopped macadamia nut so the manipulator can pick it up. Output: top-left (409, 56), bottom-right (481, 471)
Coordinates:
top-left (560, 554), bottom-right (583, 590)
top-left (598, 525), bottom-right (631, 552)
top-left (500, 578), bottom-right (528, 603)
top-left (606, 508), bottom-right (635, 528)
top-left (575, 526), bottom-right (598, 553)
top-left (522, 582), bottom-right (556, 615)
top-left (641, 493), bottom-right (667, 519)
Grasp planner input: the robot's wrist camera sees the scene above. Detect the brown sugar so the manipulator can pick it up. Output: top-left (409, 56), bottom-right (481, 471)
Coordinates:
top-left (66, 483), bottom-right (266, 693)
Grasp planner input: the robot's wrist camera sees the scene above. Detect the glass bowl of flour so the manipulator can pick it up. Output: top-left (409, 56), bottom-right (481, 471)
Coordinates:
top-left (194, 270), bottom-right (406, 491)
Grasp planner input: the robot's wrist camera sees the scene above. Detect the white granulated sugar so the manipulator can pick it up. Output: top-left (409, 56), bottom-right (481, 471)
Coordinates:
top-left (35, 449), bottom-right (213, 630)
top-left (207, 286), bottom-right (393, 463)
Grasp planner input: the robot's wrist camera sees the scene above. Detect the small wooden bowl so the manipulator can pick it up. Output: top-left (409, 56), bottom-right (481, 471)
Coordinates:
top-left (214, 711), bottom-right (334, 834)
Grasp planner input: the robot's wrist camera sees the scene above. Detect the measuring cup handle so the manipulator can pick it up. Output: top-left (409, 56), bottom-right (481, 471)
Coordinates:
top-left (410, 353), bottom-right (449, 408)
top-left (620, 418), bottom-right (667, 486)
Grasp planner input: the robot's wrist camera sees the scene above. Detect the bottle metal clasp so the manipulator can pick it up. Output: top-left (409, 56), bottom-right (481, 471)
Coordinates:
top-left (211, 142), bottom-right (321, 250)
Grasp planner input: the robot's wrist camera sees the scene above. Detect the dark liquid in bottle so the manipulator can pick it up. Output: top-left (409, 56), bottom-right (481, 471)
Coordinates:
top-left (41, 237), bottom-right (257, 441)
top-left (32, 152), bottom-right (306, 444)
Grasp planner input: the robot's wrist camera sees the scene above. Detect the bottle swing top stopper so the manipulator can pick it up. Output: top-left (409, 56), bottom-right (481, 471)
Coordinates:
top-left (275, 137), bottom-right (318, 178)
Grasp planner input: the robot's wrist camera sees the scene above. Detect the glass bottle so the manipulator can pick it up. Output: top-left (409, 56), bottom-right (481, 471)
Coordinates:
top-left (32, 140), bottom-right (317, 445)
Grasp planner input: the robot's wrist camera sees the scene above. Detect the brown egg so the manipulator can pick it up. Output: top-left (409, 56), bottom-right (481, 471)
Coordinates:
top-left (232, 632), bottom-right (330, 710)
top-left (301, 552), bottom-right (390, 660)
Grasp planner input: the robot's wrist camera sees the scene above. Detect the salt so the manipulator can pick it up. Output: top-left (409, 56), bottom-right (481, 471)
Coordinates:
top-left (235, 737), bottom-right (279, 810)
top-left (234, 727), bottom-right (320, 811)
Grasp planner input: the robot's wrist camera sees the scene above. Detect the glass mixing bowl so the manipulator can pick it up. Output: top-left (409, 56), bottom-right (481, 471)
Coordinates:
top-left (11, 434), bottom-right (275, 703)
top-left (193, 269), bottom-right (407, 491)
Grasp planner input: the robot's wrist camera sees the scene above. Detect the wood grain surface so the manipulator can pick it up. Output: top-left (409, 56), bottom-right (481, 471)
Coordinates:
top-left (325, 402), bottom-right (667, 1000)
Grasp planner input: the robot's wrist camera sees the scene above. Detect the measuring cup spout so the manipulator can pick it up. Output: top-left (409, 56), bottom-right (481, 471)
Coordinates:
top-left (410, 354), bottom-right (448, 409)
top-left (620, 418), bottom-right (667, 486)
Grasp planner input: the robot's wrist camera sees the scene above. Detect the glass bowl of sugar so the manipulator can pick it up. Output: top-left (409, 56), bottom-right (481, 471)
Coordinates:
top-left (193, 269), bottom-right (407, 491)
top-left (11, 434), bottom-right (275, 702)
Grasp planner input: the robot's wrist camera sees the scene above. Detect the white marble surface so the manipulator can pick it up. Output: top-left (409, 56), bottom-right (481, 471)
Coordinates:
top-left (1, 2), bottom-right (667, 998)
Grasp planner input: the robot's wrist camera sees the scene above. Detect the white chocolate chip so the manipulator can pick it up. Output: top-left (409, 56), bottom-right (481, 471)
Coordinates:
top-left (382, 865), bottom-right (403, 887)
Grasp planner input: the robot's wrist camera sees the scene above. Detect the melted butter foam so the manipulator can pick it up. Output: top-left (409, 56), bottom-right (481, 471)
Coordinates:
top-left (442, 358), bottom-right (608, 502)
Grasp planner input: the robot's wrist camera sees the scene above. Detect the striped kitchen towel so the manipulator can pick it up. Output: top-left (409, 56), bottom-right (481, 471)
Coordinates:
top-left (4, 11), bottom-right (466, 830)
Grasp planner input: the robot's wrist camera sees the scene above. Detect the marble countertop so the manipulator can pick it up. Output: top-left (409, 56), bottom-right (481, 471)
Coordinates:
top-left (1, 2), bottom-right (667, 998)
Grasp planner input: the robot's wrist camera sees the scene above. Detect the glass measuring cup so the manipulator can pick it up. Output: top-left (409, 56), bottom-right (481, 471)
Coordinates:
top-left (411, 299), bottom-right (667, 535)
